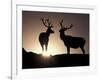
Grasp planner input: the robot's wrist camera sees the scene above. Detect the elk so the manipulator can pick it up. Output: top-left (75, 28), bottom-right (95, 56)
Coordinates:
top-left (39, 18), bottom-right (54, 52)
top-left (59, 19), bottom-right (85, 54)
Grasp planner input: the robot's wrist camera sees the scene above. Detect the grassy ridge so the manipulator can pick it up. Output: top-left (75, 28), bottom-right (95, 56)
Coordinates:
top-left (22, 48), bottom-right (89, 69)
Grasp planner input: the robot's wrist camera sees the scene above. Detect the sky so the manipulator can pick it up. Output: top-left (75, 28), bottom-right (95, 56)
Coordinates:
top-left (22, 11), bottom-right (89, 55)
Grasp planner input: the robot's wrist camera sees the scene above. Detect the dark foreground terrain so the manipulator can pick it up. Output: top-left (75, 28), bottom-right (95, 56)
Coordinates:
top-left (22, 48), bottom-right (89, 69)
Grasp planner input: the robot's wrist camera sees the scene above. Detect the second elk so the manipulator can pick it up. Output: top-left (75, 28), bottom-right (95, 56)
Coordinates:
top-left (59, 19), bottom-right (85, 54)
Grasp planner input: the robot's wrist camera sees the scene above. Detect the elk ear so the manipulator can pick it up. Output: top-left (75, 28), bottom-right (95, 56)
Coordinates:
top-left (50, 24), bottom-right (53, 28)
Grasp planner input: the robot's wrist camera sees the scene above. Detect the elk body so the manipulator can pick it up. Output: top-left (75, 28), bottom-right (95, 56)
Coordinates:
top-left (39, 18), bottom-right (54, 52)
top-left (59, 20), bottom-right (85, 54)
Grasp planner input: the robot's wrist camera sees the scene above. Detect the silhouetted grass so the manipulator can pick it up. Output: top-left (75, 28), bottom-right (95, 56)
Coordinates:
top-left (22, 48), bottom-right (89, 69)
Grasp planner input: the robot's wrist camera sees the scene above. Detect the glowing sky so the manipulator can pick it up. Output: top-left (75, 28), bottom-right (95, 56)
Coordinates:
top-left (22, 11), bottom-right (89, 55)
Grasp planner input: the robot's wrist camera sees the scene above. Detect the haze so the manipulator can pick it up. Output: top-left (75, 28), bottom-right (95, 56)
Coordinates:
top-left (22, 11), bottom-right (89, 55)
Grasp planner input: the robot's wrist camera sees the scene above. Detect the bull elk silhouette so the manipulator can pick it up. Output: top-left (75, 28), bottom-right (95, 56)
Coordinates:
top-left (39, 18), bottom-right (54, 52)
top-left (59, 19), bottom-right (85, 54)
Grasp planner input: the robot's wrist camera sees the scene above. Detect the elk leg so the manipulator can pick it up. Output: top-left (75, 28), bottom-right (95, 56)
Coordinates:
top-left (80, 47), bottom-right (85, 54)
top-left (41, 45), bottom-right (44, 52)
top-left (45, 44), bottom-right (48, 51)
top-left (67, 46), bottom-right (70, 54)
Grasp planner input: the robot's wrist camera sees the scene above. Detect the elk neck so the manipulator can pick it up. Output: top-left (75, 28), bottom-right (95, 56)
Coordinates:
top-left (60, 31), bottom-right (66, 40)
top-left (46, 30), bottom-right (51, 37)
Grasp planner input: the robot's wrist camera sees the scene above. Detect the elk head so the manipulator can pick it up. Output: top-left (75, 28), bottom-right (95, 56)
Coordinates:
top-left (40, 18), bottom-right (54, 34)
top-left (59, 19), bottom-right (73, 32)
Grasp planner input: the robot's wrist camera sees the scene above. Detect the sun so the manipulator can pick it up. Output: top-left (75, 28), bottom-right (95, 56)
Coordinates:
top-left (42, 45), bottom-right (51, 57)
top-left (42, 51), bottom-right (51, 57)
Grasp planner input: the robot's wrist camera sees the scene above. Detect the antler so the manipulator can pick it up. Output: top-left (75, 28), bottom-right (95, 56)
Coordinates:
top-left (40, 18), bottom-right (48, 27)
top-left (65, 24), bottom-right (73, 30)
top-left (60, 19), bottom-right (64, 28)
top-left (46, 18), bottom-right (53, 28)
top-left (40, 18), bottom-right (53, 28)
top-left (46, 18), bottom-right (51, 26)
top-left (60, 19), bottom-right (73, 30)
